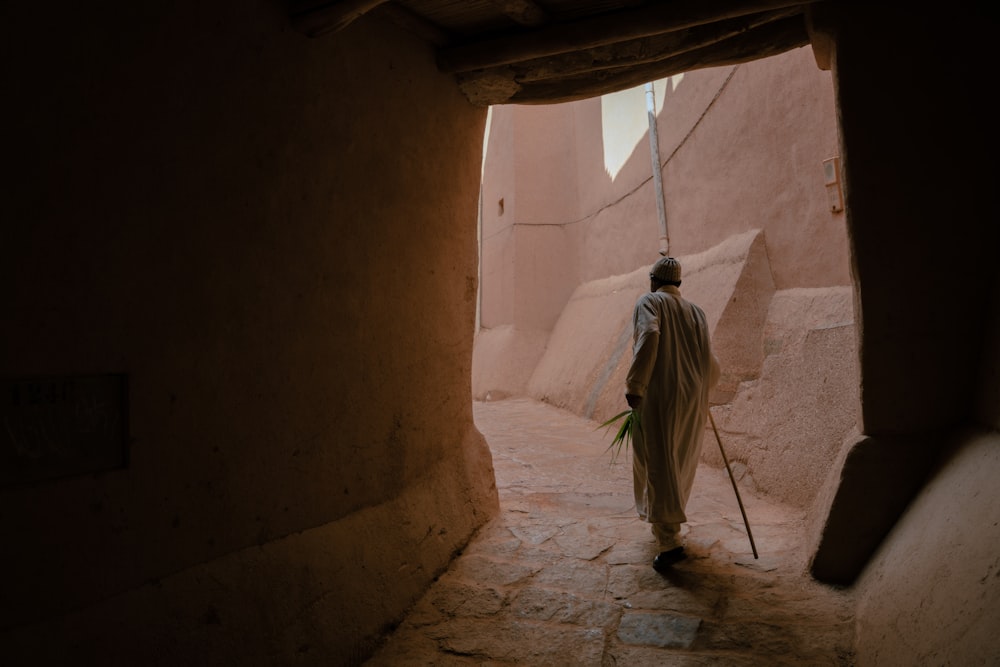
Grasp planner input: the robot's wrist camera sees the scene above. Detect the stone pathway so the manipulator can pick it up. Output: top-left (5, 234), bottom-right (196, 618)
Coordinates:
top-left (365, 398), bottom-right (856, 666)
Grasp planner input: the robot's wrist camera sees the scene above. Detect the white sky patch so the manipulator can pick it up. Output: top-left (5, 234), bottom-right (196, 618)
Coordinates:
top-left (601, 78), bottom-right (671, 180)
top-left (481, 106), bottom-right (493, 181)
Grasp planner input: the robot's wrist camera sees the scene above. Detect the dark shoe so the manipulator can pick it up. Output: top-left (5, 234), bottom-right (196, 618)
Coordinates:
top-left (652, 547), bottom-right (686, 572)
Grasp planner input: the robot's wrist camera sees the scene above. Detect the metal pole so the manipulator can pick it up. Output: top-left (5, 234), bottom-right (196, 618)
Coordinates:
top-left (645, 81), bottom-right (669, 256)
top-left (708, 409), bottom-right (758, 559)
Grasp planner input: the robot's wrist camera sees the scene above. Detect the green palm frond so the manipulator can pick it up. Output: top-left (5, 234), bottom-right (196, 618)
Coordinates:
top-left (597, 408), bottom-right (641, 465)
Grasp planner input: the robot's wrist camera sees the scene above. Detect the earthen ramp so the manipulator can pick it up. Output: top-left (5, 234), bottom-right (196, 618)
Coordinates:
top-left (527, 230), bottom-right (773, 424)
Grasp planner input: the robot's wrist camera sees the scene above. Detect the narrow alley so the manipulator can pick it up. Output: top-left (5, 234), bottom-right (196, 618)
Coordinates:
top-left (366, 398), bottom-right (856, 665)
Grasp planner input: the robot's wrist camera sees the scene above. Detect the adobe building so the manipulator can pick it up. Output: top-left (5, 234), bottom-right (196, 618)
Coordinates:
top-left (2, 3), bottom-right (997, 666)
top-left (474, 46), bottom-right (856, 513)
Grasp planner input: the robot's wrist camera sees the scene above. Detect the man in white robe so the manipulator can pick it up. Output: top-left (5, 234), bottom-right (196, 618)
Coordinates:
top-left (625, 256), bottom-right (720, 571)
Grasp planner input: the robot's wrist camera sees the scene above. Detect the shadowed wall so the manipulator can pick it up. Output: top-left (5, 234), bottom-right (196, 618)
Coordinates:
top-left (811, 7), bottom-right (1000, 663)
top-left (1, 1), bottom-right (496, 664)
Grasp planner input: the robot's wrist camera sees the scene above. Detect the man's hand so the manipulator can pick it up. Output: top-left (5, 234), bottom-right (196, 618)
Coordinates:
top-left (626, 393), bottom-right (642, 409)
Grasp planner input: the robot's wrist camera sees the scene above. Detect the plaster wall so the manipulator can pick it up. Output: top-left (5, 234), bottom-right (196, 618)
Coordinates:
top-left (512, 46), bottom-right (845, 303)
top-left (852, 431), bottom-right (1000, 666)
top-left (513, 105), bottom-right (582, 228)
top-left (709, 287), bottom-right (860, 508)
top-left (479, 107), bottom-right (516, 329)
top-left (574, 89), bottom-right (664, 280)
top-left (470, 325), bottom-right (550, 402)
top-left (474, 94), bottom-right (586, 398)
top-left (508, 106), bottom-right (582, 333)
top-left (1, 2), bottom-right (496, 663)
top-left (656, 50), bottom-right (846, 288)
top-left (475, 47), bottom-right (850, 402)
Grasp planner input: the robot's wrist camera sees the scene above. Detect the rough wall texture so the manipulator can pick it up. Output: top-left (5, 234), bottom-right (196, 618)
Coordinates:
top-left (852, 432), bottom-right (1000, 667)
top-left (470, 324), bottom-right (549, 401)
top-left (655, 50), bottom-right (846, 287)
top-left (524, 268), bottom-right (646, 421)
top-left (709, 286), bottom-right (860, 507)
top-left (1, 1), bottom-right (496, 663)
top-left (479, 108), bottom-right (517, 329)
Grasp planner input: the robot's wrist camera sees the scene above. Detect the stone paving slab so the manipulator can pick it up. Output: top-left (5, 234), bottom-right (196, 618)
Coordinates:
top-left (618, 611), bottom-right (702, 648)
top-left (364, 398), bottom-right (856, 666)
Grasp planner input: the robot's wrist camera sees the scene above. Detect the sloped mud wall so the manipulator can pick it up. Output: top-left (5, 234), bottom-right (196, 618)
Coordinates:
top-left (708, 287), bottom-right (860, 507)
top-left (525, 231), bottom-right (859, 509)
top-left (526, 230), bottom-right (769, 423)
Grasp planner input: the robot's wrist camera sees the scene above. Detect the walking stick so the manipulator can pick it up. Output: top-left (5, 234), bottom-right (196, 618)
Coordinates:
top-left (708, 409), bottom-right (758, 559)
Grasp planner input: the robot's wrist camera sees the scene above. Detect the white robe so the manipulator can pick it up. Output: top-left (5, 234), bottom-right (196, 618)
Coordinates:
top-left (626, 285), bottom-right (720, 525)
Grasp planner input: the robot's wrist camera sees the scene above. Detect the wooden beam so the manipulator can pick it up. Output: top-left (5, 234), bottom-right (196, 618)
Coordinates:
top-left (496, 8), bottom-right (802, 84)
top-left (488, 0), bottom-right (548, 27)
top-left (370, 2), bottom-right (452, 46)
top-left (438, 0), bottom-right (821, 73)
top-left (456, 15), bottom-right (809, 106)
top-left (290, 0), bottom-right (389, 38)
top-left (805, 3), bottom-right (838, 70)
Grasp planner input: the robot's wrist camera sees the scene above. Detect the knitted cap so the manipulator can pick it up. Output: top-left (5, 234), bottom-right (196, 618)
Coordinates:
top-left (650, 256), bottom-right (682, 283)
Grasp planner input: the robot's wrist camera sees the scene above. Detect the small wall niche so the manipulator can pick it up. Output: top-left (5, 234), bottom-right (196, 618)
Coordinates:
top-left (0, 373), bottom-right (129, 487)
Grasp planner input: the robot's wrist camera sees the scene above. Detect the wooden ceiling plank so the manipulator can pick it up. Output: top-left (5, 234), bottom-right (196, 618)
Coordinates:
top-left (438, 0), bottom-right (821, 73)
top-left (457, 15), bottom-right (809, 105)
top-left (371, 2), bottom-right (454, 45)
top-left (488, 0), bottom-right (548, 27)
top-left (291, 0), bottom-right (390, 38)
top-left (509, 8), bottom-right (802, 83)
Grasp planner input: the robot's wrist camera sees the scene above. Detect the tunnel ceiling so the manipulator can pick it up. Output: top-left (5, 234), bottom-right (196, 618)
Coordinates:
top-left (287, 0), bottom-right (824, 105)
